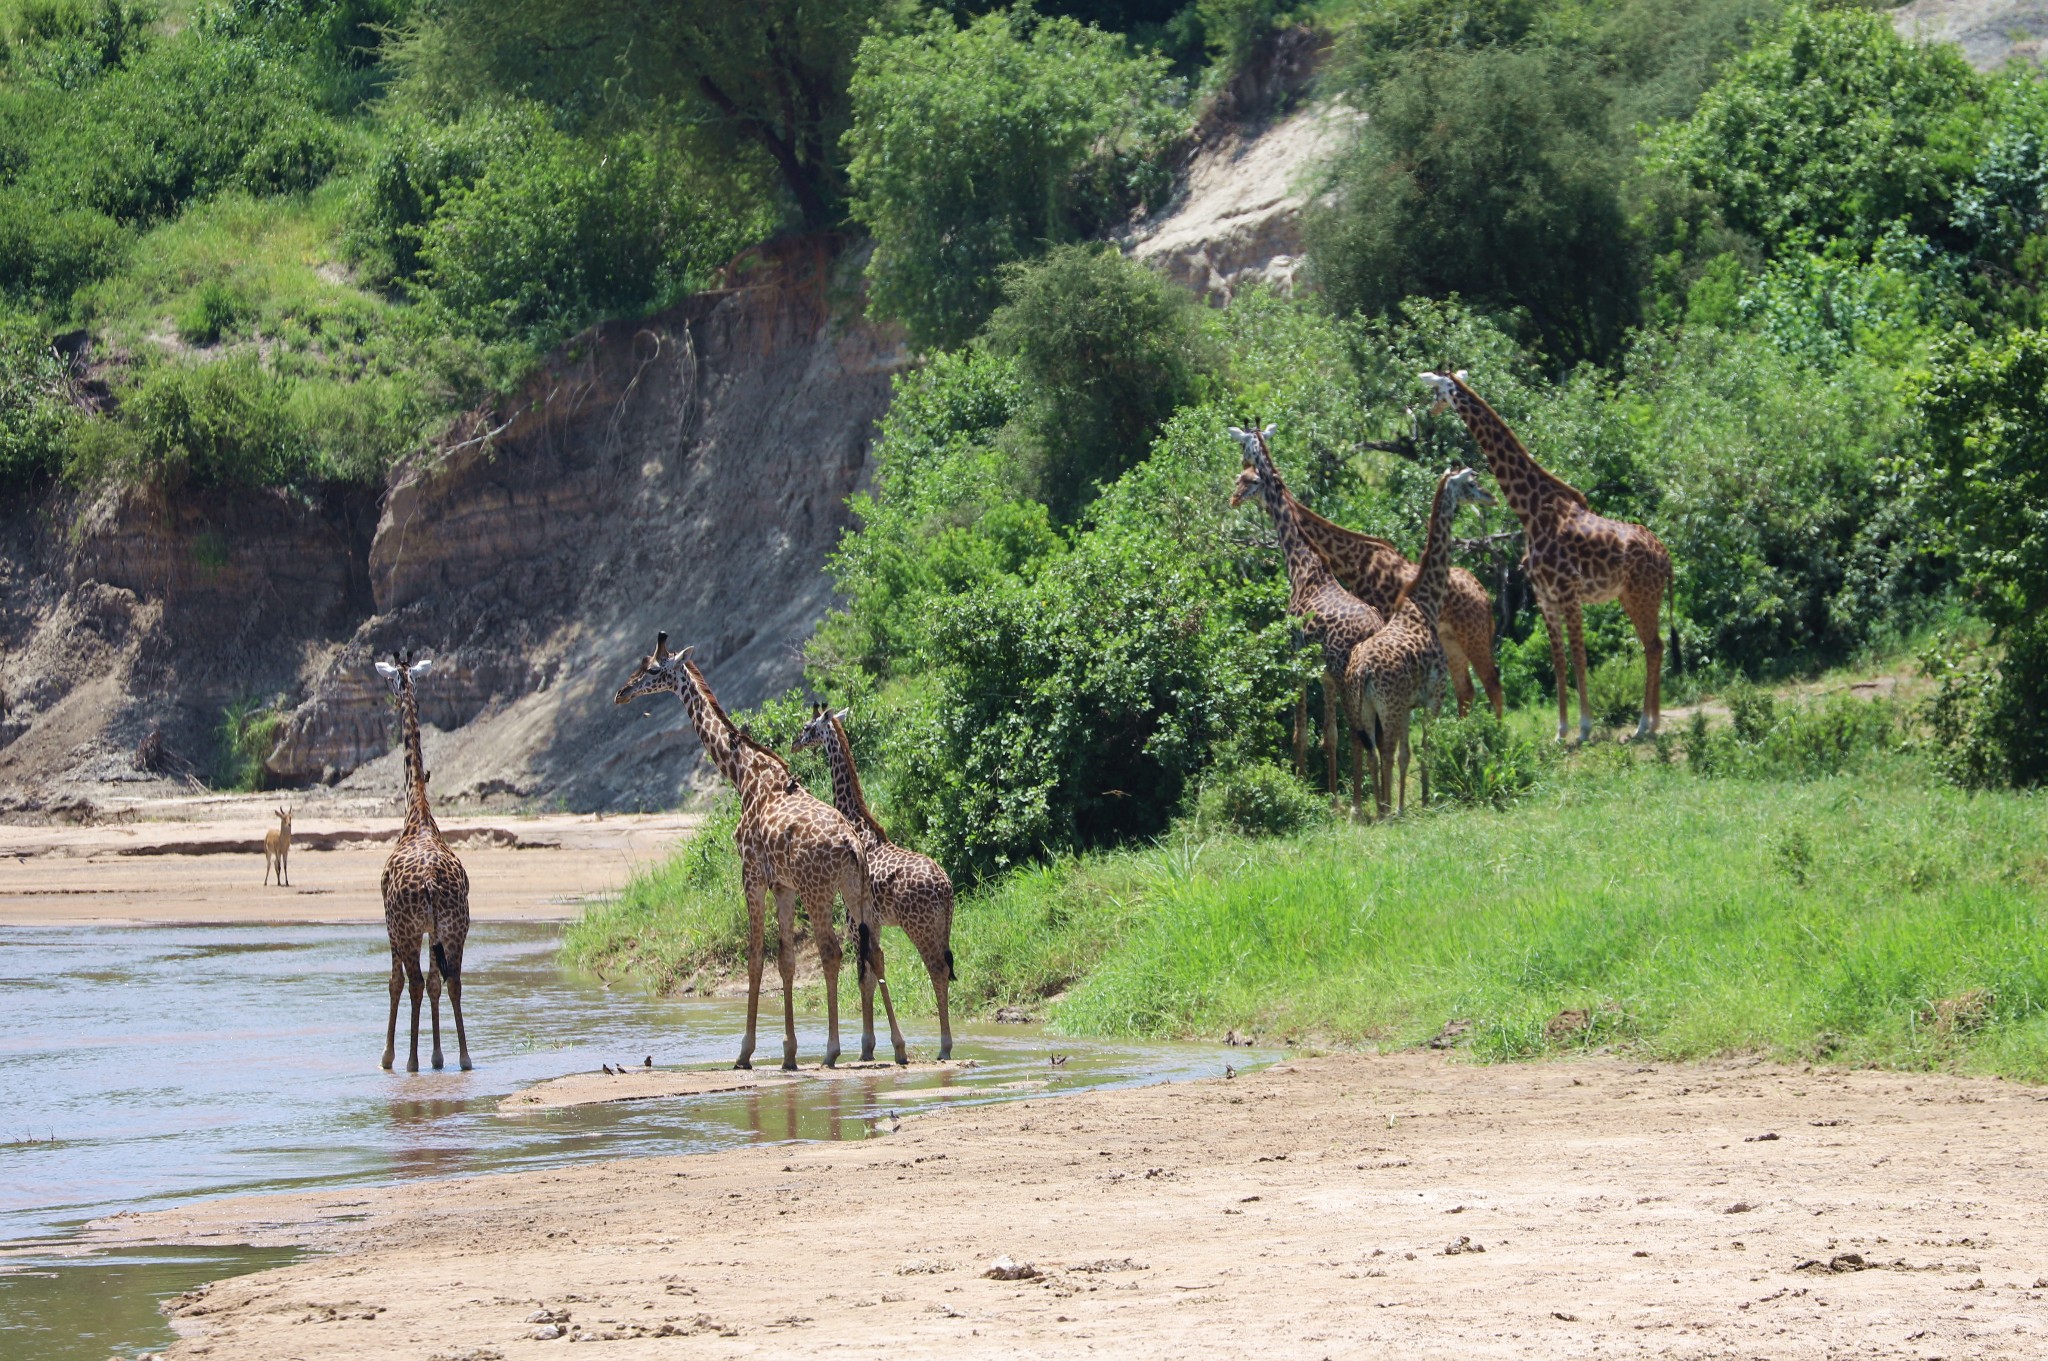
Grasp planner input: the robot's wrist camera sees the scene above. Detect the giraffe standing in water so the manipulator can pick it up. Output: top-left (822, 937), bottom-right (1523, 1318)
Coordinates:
top-left (375, 652), bottom-right (472, 1072)
top-left (795, 703), bottom-right (956, 1061)
top-left (1229, 423), bottom-right (1386, 816)
top-left (613, 635), bottom-right (900, 1069)
top-left (1422, 370), bottom-right (1676, 742)
top-left (1232, 465), bottom-right (1504, 733)
top-left (1343, 467), bottom-right (1497, 817)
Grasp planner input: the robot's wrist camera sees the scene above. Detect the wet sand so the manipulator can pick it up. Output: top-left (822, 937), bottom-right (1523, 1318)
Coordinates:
top-left (0, 809), bottom-right (698, 924)
top-left (92, 1051), bottom-right (2048, 1359)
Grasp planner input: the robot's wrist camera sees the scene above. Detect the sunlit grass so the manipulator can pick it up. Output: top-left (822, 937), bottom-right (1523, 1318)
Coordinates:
top-left (568, 733), bottom-right (2048, 1079)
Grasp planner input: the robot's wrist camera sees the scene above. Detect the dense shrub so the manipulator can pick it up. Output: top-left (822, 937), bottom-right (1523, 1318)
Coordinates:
top-left (1308, 44), bottom-right (1636, 365)
top-left (0, 310), bottom-right (71, 489)
top-left (0, 0), bottom-right (154, 88)
top-left (1421, 710), bottom-right (1548, 809)
top-left (1190, 759), bottom-right (1326, 837)
top-left (984, 244), bottom-right (1214, 520)
top-left (1910, 327), bottom-right (2048, 785)
top-left (0, 188), bottom-right (122, 307)
top-left (846, 8), bottom-right (1185, 349)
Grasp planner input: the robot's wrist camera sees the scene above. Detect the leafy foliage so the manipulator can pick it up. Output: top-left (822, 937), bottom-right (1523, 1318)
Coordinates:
top-left (1308, 44), bottom-right (1636, 364)
top-left (0, 306), bottom-right (70, 489)
top-left (846, 8), bottom-right (1185, 349)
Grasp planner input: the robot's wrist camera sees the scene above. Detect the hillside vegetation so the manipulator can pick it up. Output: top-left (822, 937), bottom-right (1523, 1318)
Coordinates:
top-left (6, 2), bottom-right (2048, 1059)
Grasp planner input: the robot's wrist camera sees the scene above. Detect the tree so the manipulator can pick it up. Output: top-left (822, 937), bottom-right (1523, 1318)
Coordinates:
top-left (392, 0), bottom-right (912, 229)
top-left (845, 9), bottom-right (1183, 349)
top-left (1305, 45), bottom-right (1636, 366)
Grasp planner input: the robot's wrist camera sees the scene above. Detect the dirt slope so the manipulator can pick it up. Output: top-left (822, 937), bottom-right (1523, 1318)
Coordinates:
top-left (1895, 0), bottom-right (2048, 69)
top-left (94, 1051), bottom-right (2048, 1360)
top-left (0, 244), bottom-right (906, 814)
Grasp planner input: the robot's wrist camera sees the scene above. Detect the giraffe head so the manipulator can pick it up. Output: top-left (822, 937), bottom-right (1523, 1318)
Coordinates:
top-left (792, 701), bottom-right (851, 754)
top-left (1417, 369), bottom-right (1471, 414)
top-left (612, 631), bottom-right (695, 706)
top-left (374, 650), bottom-right (432, 696)
top-left (1228, 465), bottom-right (1262, 508)
top-left (1227, 423), bottom-right (1278, 462)
top-left (1440, 464), bottom-right (1496, 511)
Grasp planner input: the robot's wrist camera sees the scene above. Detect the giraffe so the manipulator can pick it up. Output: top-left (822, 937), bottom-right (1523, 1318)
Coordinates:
top-left (612, 635), bottom-right (902, 1070)
top-left (1228, 423), bottom-right (1386, 816)
top-left (1231, 466), bottom-right (1504, 719)
top-left (794, 702), bottom-right (956, 1061)
top-left (262, 805), bottom-right (292, 886)
top-left (1343, 467), bottom-right (1497, 818)
top-left (375, 651), bottom-right (472, 1073)
top-left (1422, 370), bottom-right (1677, 743)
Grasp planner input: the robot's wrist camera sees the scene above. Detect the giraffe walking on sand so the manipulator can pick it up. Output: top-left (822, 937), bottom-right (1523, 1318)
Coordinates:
top-left (1422, 370), bottom-right (1676, 742)
top-left (795, 703), bottom-right (956, 1061)
top-left (613, 635), bottom-right (900, 1070)
top-left (1229, 423), bottom-right (1386, 816)
top-left (376, 652), bottom-right (472, 1073)
top-left (1231, 465), bottom-right (1504, 730)
top-left (1344, 467), bottom-right (1497, 817)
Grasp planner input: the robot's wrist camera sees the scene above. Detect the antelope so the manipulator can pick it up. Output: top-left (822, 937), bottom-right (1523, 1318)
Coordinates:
top-left (263, 806), bottom-right (292, 886)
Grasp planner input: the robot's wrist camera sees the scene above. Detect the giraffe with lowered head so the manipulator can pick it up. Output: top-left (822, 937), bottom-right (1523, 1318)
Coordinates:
top-left (613, 635), bottom-right (900, 1069)
top-left (1229, 422), bottom-right (1385, 816)
top-left (1422, 370), bottom-right (1676, 742)
top-left (375, 651), bottom-right (472, 1072)
top-left (795, 702), bottom-right (956, 1061)
top-left (1231, 466), bottom-right (1504, 720)
top-left (1344, 467), bottom-right (1497, 817)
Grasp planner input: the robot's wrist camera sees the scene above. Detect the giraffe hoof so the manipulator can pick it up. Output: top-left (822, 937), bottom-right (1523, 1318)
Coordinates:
top-left (894, 1050), bottom-right (909, 1067)
top-left (782, 1059), bottom-right (799, 1073)
top-left (459, 1059), bottom-right (473, 1072)
top-left (733, 1059), bottom-right (752, 1071)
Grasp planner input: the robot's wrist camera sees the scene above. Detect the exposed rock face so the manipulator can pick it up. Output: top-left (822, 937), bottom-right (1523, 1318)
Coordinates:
top-left (1, 248), bottom-right (906, 812)
top-left (1894, 0), bottom-right (2048, 70)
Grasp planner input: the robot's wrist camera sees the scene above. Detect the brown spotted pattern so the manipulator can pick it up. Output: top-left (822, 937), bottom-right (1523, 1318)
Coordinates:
top-left (613, 636), bottom-right (899, 1070)
top-left (1232, 467), bottom-right (1504, 721)
top-left (1230, 424), bottom-right (1386, 811)
top-left (795, 704), bottom-right (956, 1061)
top-left (1424, 371), bottom-right (1675, 742)
top-left (1343, 469), bottom-right (1495, 818)
top-left (376, 654), bottom-right (472, 1073)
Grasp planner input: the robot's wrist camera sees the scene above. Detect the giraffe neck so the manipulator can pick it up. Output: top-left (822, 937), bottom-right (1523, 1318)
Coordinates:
top-left (396, 682), bottom-right (435, 835)
top-left (670, 660), bottom-right (744, 786)
top-left (1402, 477), bottom-right (1460, 625)
top-left (1247, 438), bottom-right (1343, 600)
top-left (1446, 385), bottom-right (1577, 524)
top-left (822, 714), bottom-right (888, 842)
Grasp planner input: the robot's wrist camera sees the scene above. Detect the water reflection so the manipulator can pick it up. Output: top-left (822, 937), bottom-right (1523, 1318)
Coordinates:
top-left (0, 919), bottom-right (1270, 1361)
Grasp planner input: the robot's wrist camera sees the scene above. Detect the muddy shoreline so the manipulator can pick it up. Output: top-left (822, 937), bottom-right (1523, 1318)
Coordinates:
top-left (85, 1050), bottom-right (2048, 1359)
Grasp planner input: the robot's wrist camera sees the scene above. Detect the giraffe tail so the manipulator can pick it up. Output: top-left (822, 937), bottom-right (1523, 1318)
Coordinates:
top-left (857, 919), bottom-right (878, 980)
top-left (1666, 573), bottom-right (1682, 677)
top-left (431, 940), bottom-right (459, 982)
top-left (945, 947), bottom-right (957, 982)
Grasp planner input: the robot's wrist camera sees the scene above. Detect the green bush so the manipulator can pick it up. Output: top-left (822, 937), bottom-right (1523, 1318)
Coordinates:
top-left (1191, 760), bottom-right (1326, 837)
top-left (116, 356), bottom-right (299, 488)
top-left (0, 309), bottom-right (71, 489)
top-left (1307, 44), bottom-right (1636, 365)
top-left (846, 8), bottom-right (1185, 350)
top-left (0, 188), bottom-right (123, 306)
top-left (1, 0), bottom-right (154, 89)
top-left (1421, 709), bottom-right (1548, 809)
top-left (175, 279), bottom-right (249, 345)
top-left (984, 244), bottom-right (1213, 521)
top-left (216, 696), bottom-right (285, 791)
top-left (1586, 653), bottom-right (1647, 730)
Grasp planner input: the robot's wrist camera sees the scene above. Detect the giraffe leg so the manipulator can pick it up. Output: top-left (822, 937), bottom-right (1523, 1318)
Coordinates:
top-left (425, 934), bottom-right (445, 1071)
top-left (381, 953), bottom-right (402, 1071)
top-left (1323, 679), bottom-right (1340, 797)
top-left (1564, 602), bottom-right (1593, 744)
top-left (1293, 687), bottom-right (1308, 780)
top-left (403, 947), bottom-right (425, 1074)
top-left (1442, 636), bottom-right (1475, 719)
top-left (1382, 710), bottom-right (1408, 818)
top-left (868, 925), bottom-right (907, 1066)
top-left (441, 939), bottom-right (471, 1072)
top-left (812, 882), bottom-right (849, 1070)
top-left (917, 930), bottom-right (954, 1062)
top-left (736, 877), bottom-right (767, 1070)
top-left (1539, 602), bottom-right (1572, 743)
top-left (775, 888), bottom-right (800, 1072)
top-left (1475, 647), bottom-right (1506, 720)
top-left (1624, 581), bottom-right (1665, 740)
top-left (1355, 711), bottom-right (1380, 823)
top-left (857, 931), bottom-right (882, 1063)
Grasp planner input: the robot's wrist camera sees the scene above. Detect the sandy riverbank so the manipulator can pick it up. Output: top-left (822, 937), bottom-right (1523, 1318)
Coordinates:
top-left (86, 1050), bottom-right (2048, 1359)
top-left (0, 805), bottom-right (699, 924)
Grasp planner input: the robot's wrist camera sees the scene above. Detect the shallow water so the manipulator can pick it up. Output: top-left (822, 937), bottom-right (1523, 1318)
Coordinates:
top-left (0, 921), bottom-right (1257, 1360)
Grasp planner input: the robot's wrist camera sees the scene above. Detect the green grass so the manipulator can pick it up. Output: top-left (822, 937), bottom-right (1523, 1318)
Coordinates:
top-left (566, 732), bottom-right (2048, 1080)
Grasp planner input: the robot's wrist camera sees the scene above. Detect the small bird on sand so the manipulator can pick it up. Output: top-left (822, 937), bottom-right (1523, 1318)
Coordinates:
top-left (1049, 1054), bottom-right (1067, 1067)
top-left (643, 1056), bottom-right (652, 1067)
top-left (1225, 1064), bottom-right (1236, 1080)
top-left (601, 1063), bottom-right (614, 1076)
